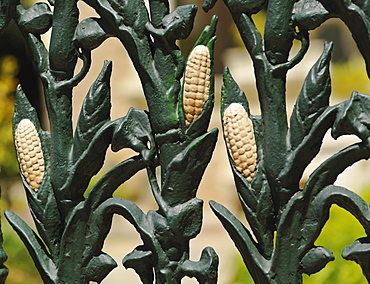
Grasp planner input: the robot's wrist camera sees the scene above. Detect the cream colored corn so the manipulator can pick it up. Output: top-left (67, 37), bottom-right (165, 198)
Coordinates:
top-left (15, 119), bottom-right (44, 191)
top-left (223, 103), bottom-right (257, 182)
top-left (183, 45), bottom-right (211, 126)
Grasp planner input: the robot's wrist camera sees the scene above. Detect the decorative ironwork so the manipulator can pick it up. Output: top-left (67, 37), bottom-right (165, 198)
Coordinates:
top-left (0, 0), bottom-right (219, 283)
top-left (203, 0), bottom-right (370, 283)
top-left (1, 0), bottom-right (370, 283)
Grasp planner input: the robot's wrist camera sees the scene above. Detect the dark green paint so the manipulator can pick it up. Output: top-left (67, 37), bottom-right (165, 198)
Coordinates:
top-left (0, 1), bottom-right (218, 283)
top-left (0, 0), bottom-right (370, 283)
top-left (203, 0), bottom-right (370, 283)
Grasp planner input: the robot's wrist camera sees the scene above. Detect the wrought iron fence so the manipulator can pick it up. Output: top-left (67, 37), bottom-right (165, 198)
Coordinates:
top-left (0, 0), bottom-right (370, 283)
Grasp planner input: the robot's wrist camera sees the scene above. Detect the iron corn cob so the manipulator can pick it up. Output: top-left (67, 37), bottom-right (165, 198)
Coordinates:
top-left (15, 119), bottom-right (45, 191)
top-left (223, 103), bottom-right (257, 182)
top-left (183, 45), bottom-right (211, 126)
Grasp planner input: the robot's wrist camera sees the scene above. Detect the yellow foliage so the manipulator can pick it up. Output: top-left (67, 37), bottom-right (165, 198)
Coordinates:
top-left (0, 55), bottom-right (20, 177)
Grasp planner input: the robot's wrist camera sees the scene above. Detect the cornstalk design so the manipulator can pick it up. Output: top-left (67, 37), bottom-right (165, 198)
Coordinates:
top-left (0, 0), bottom-right (219, 283)
top-left (1, 0), bottom-right (370, 282)
top-left (203, 0), bottom-right (370, 283)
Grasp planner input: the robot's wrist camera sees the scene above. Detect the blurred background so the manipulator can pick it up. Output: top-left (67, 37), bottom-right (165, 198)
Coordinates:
top-left (0, 0), bottom-right (369, 283)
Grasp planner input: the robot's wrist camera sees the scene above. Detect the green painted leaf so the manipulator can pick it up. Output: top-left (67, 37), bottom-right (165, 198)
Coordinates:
top-left (161, 128), bottom-right (218, 206)
top-left (4, 210), bottom-right (57, 284)
top-left (332, 91), bottom-right (370, 141)
top-left (342, 237), bottom-right (370, 282)
top-left (193, 15), bottom-right (218, 47)
top-left (111, 107), bottom-right (155, 161)
top-left (221, 68), bottom-right (251, 116)
top-left (180, 247), bottom-right (219, 284)
top-left (239, 178), bottom-right (275, 258)
top-left (64, 61), bottom-right (114, 196)
top-left (94, 197), bottom-right (152, 242)
top-left (73, 17), bottom-right (113, 50)
top-left (166, 198), bottom-right (203, 239)
top-left (304, 141), bottom-right (370, 196)
top-left (85, 253), bottom-right (117, 283)
top-left (13, 86), bottom-right (62, 256)
top-left (17, 3), bottom-right (52, 34)
top-left (122, 246), bottom-right (153, 284)
top-left (290, 42), bottom-right (332, 149)
top-left (73, 60), bottom-right (112, 161)
top-left (146, 5), bottom-right (197, 42)
top-left (300, 246), bottom-right (334, 275)
top-left (209, 201), bottom-right (269, 282)
top-left (86, 156), bottom-right (146, 209)
top-left (293, 0), bottom-right (333, 30)
top-left (280, 105), bottom-right (338, 189)
top-left (27, 33), bottom-right (50, 74)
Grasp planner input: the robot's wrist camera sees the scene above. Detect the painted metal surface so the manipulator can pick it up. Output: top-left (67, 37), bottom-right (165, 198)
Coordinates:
top-left (0, 0), bottom-right (369, 283)
top-left (204, 0), bottom-right (370, 283)
top-left (0, 0), bottom-right (218, 283)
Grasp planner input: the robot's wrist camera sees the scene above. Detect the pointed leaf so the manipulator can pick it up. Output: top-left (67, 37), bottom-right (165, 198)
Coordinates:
top-left (17, 3), bottom-right (52, 34)
top-left (180, 247), bottom-right (219, 284)
top-left (86, 156), bottom-right (146, 209)
top-left (238, 180), bottom-right (275, 258)
top-left (68, 106), bottom-right (154, 197)
top-left (27, 178), bottom-right (63, 257)
top-left (290, 42), bottom-right (332, 149)
top-left (161, 128), bottom-right (218, 206)
top-left (85, 253), bottom-right (117, 283)
top-left (111, 108), bottom-right (155, 161)
top-left (332, 91), bottom-right (370, 141)
top-left (73, 17), bottom-right (113, 50)
top-left (304, 141), bottom-right (370, 196)
top-left (343, 237), bottom-right (370, 282)
top-left (146, 5), bottom-right (197, 42)
top-left (300, 246), bottom-right (334, 275)
top-left (221, 68), bottom-right (251, 116)
top-left (194, 15), bottom-right (218, 47)
top-left (293, 0), bottom-right (333, 30)
top-left (73, 60), bottom-right (112, 161)
top-left (93, 197), bottom-right (153, 243)
top-left (27, 33), bottom-right (50, 74)
top-left (4, 210), bottom-right (57, 283)
top-left (166, 198), bottom-right (203, 239)
top-left (122, 246), bottom-right (154, 284)
top-left (279, 105), bottom-right (338, 189)
top-left (209, 201), bottom-right (269, 282)
top-left (13, 86), bottom-right (62, 255)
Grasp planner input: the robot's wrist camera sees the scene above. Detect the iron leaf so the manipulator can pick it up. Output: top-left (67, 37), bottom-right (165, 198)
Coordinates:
top-left (290, 42), bottom-right (332, 149)
top-left (4, 210), bottom-right (57, 284)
